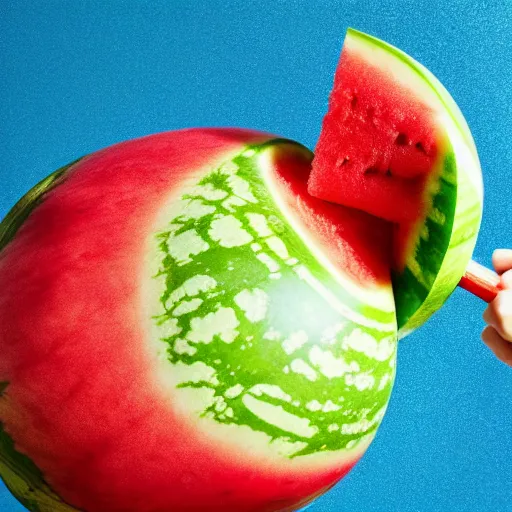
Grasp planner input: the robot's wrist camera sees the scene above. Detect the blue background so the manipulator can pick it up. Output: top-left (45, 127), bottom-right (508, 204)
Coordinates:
top-left (1, 1), bottom-right (511, 511)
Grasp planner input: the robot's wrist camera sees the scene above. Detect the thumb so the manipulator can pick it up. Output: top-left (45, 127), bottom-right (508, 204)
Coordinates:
top-left (492, 249), bottom-right (512, 275)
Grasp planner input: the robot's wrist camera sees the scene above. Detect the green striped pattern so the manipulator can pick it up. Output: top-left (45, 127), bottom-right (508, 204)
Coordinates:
top-left (151, 141), bottom-right (397, 458)
top-left (393, 151), bottom-right (457, 329)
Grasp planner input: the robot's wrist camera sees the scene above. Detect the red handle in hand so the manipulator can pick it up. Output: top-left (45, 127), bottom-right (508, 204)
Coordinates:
top-left (458, 260), bottom-right (502, 303)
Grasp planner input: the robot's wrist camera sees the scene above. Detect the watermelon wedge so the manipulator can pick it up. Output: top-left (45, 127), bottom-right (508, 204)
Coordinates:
top-left (0, 129), bottom-right (398, 512)
top-left (308, 29), bottom-right (483, 336)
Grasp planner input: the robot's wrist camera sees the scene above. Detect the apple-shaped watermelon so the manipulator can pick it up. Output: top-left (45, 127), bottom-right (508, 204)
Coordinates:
top-left (0, 29), bottom-right (485, 512)
top-left (0, 129), bottom-right (397, 511)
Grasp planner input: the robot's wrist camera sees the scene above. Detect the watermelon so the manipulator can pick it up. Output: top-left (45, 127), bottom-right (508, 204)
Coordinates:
top-left (308, 29), bottom-right (483, 336)
top-left (0, 129), bottom-right (398, 512)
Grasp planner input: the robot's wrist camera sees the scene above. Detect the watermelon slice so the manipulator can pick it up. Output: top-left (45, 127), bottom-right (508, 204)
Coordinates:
top-left (0, 129), bottom-right (398, 512)
top-left (308, 29), bottom-right (483, 336)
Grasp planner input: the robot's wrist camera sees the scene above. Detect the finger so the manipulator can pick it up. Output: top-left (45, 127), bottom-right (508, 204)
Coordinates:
top-left (481, 326), bottom-right (512, 366)
top-left (483, 290), bottom-right (512, 342)
top-left (500, 269), bottom-right (512, 289)
top-left (483, 304), bottom-right (500, 334)
top-left (492, 249), bottom-right (512, 275)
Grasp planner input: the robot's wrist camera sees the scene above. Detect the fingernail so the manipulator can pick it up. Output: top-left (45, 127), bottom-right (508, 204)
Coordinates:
top-left (493, 249), bottom-right (512, 274)
top-left (493, 249), bottom-right (512, 262)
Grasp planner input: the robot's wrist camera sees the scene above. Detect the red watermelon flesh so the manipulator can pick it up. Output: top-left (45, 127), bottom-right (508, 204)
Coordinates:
top-left (308, 40), bottom-right (445, 274)
top-left (270, 147), bottom-right (393, 286)
top-left (308, 47), bottom-right (441, 227)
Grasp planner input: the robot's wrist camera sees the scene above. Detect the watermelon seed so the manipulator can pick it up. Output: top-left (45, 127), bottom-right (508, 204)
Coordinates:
top-left (350, 96), bottom-right (358, 108)
top-left (385, 169), bottom-right (392, 177)
top-left (415, 141), bottom-right (426, 153)
top-left (395, 133), bottom-right (408, 146)
top-left (364, 167), bottom-right (378, 175)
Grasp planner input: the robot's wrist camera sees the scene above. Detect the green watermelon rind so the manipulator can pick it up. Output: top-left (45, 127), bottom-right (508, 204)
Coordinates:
top-left (396, 156), bottom-right (481, 337)
top-left (147, 140), bottom-right (397, 459)
top-left (0, 158), bottom-right (82, 252)
top-left (393, 149), bottom-right (482, 335)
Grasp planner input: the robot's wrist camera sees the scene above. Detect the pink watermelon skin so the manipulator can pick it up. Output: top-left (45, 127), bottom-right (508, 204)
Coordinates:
top-left (0, 129), bottom-right (365, 512)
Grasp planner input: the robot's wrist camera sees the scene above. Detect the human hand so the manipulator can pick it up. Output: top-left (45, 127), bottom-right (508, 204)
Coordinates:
top-left (482, 249), bottom-right (512, 366)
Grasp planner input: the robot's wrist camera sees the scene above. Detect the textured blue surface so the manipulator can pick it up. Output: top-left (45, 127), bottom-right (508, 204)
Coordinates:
top-left (1, 1), bottom-right (511, 511)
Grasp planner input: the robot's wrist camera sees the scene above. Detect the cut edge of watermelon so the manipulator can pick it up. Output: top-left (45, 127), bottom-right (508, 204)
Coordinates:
top-left (258, 145), bottom-right (396, 316)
